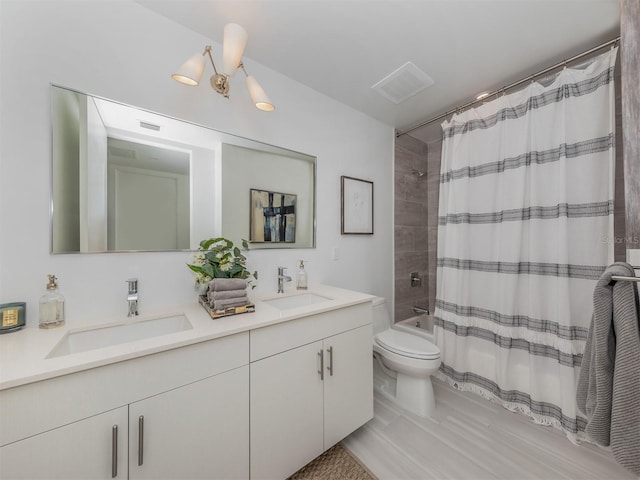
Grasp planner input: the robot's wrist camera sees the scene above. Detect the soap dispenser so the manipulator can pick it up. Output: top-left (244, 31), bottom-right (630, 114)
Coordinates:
top-left (296, 260), bottom-right (308, 290)
top-left (39, 274), bottom-right (65, 329)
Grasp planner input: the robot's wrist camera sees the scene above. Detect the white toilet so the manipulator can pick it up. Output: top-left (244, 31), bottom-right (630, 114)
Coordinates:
top-left (372, 297), bottom-right (441, 417)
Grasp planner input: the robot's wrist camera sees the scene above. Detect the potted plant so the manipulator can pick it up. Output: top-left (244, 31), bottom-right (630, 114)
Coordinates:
top-left (187, 237), bottom-right (257, 294)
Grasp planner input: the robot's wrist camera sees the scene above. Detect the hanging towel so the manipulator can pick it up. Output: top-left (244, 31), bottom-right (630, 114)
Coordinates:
top-left (208, 278), bottom-right (247, 292)
top-left (576, 262), bottom-right (640, 475)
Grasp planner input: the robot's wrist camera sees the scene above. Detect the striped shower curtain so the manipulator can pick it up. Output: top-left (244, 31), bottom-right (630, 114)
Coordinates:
top-left (433, 48), bottom-right (617, 440)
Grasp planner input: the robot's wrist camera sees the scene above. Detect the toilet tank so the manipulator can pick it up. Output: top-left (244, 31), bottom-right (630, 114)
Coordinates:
top-left (371, 297), bottom-right (391, 335)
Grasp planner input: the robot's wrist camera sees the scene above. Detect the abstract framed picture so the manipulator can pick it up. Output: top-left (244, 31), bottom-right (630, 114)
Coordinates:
top-left (250, 189), bottom-right (297, 243)
top-left (341, 176), bottom-right (373, 235)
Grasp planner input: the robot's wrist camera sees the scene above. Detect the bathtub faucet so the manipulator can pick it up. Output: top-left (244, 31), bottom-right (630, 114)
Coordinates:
top-left (412, 306), bottom-right (429, 327)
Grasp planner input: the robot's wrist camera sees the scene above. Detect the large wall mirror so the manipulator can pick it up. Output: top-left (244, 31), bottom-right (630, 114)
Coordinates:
top-left (50, 85), bottom-right (316, 253)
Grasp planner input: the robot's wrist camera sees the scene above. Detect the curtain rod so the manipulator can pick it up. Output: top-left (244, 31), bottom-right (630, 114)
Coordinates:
top-left (397, 36), bottom-right (620, 138)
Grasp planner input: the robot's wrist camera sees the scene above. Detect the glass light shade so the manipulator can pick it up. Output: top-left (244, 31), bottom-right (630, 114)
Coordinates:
top-left (172, 53), bottom-right (205, 86)
top-left (246, 75), bottom-right (275, 111)
top-left (222, 23), bottom-right (248, 77)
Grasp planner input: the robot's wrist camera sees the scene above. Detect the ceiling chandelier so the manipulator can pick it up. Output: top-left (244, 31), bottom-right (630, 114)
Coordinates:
top-left (172, 23), bottom-right (275, 112)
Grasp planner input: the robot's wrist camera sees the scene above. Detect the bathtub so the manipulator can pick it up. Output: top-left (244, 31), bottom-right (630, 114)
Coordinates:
top-left (393, 315), bottom-right (435, 341)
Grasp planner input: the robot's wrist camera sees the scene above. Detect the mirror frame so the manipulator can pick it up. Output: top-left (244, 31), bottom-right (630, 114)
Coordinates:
top-left (50, 84), bottom-right (317, 253)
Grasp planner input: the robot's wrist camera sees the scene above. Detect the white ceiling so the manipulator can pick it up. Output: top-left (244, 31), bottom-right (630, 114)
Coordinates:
top-left (136, 0), bottom-right (620, 143)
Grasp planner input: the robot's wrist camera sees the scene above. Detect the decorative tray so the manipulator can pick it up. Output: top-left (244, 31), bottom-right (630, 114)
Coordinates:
top-left (198, 295), bottom-right (255, 319)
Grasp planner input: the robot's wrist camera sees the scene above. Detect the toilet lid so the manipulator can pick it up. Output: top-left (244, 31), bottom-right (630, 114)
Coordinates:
top-left (375, 329), bottom-right (440, 360)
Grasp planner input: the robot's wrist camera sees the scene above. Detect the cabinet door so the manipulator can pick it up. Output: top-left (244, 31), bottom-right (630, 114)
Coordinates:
top-left (0, 406), bottom-right (128, 480)
top-left (323, 324), bottom-right (374, 448)
top-left (129, 365), bottom-right (249, 480)
top-left (250, 341), bottom-right (324, 480)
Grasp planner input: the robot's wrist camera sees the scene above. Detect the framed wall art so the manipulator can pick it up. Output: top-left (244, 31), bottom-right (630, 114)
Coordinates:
top-left (341, 176), bottom-right (373, 235)
top-left (250, 188), bottom-right (297, 243)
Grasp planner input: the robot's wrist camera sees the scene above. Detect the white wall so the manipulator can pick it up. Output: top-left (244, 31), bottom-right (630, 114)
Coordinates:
top-left (221, 144), bottom-right (315, 248)
top-left (0, 0), bottom-right (394, 327)
top-left (50, 87), bottom-right (81, 253)
top-left (81, 96), bottom-right (109, 252)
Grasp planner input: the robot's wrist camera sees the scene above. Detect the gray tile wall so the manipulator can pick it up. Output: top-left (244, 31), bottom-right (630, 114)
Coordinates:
top-left (614, 62), bottom-right (627, 262)
top-left (621, 0), bottom-right (640, 253)
top-left (394, 134), bottom-right (429, 323)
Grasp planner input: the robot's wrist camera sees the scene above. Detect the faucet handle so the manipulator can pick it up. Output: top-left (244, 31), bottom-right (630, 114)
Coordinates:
top-left (277, 266), bottom-right (287, 274)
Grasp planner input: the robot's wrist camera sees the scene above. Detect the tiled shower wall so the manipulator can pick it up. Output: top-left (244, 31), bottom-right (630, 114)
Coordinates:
top-left (394, 70), bottom-right (626, 328)
top-left (394, 135), bottom-right (429, 323)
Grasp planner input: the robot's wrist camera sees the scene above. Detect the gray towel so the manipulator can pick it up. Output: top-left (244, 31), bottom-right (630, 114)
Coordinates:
top-left (211, 296), bottom-right (249, 310)
top-left (208, 289), bottom-right (247, 303)
top-left (576, 262), bottom-right (640, 475)
top-left (208, 278), bottom-right (247, 292)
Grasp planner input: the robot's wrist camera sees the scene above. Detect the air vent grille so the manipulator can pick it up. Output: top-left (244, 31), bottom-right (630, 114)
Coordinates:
top-left (139, 121), bottom-right (161, 131)
top-left (372, 62), bottom-right (434, 104)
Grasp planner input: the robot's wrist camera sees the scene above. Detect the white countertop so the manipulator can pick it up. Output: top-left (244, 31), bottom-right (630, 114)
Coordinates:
top-left (0, 284), bottom-right (374, 391)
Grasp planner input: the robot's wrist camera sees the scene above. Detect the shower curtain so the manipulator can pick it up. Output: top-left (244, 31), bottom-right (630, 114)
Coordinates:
top-left (434, 48), bottom-right (617, 439)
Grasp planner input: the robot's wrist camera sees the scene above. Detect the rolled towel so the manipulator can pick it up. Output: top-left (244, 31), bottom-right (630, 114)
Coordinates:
top-left (211, 296), bottom-right (249, 310)
top-left (209, 278), bottom-right (247, 292)
top-left (208, 289), bottom-right (247, 302)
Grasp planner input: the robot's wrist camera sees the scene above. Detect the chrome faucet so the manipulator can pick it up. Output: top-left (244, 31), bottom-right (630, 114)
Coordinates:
top-left (277, 267), bottom-right (292, 294)
top-left (126, 278), bottom-right (139, 317)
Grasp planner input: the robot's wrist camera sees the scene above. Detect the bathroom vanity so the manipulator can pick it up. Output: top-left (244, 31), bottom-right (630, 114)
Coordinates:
top-left (0, 285), bottom-right (374, 480)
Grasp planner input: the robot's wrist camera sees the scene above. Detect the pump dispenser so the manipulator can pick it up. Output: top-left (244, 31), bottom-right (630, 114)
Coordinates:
top-left (296, 260), bottom-right (308, 290)
top-left (39, 274), bottom-right (65, 329)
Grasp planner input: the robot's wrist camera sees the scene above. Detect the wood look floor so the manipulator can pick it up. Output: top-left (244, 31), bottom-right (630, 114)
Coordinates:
top-left (343, 379), bottom-right (636, 480)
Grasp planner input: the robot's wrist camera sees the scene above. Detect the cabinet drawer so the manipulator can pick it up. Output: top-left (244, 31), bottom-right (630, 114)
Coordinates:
top-left (0, 332), bottom-right (248, 446)
top-left (250, 303), bottom-right (372, 361)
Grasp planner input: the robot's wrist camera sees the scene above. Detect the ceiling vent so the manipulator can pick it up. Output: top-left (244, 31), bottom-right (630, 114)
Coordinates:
top-left (371, 62), bottom-right (434, 104)
top-left (139, 121), bottom-right (161, 131)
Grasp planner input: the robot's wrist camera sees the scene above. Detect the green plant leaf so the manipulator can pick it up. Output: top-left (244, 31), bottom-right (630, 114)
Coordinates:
top-left (187, 264), bottom-right (204, 274)
top-left (202, 264), bottom-right (215, 278)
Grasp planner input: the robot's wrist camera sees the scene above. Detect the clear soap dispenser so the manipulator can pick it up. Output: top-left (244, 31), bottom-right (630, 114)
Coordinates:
top-left (39, 274), bottom-right (65, 329)
top-left (296, 260), bottom-right (308, 290)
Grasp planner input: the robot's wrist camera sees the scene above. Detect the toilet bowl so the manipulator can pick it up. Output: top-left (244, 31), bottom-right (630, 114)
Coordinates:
top-left (372, 297), bottom-right (441, 417)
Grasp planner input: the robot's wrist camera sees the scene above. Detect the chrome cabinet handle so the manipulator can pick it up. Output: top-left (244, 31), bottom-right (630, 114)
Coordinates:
top-left (138, 415), bottom-right (144, 466)
top-left (327, 346), bottom-right (334, 376)
top-left (318, 349), bottom-right (324, 380)
top-left (111, 425), bottom-right (118, 478)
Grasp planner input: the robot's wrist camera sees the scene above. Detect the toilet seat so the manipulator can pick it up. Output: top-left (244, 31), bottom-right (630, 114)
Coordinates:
top-left (375, 329), bottom-right (440, 360)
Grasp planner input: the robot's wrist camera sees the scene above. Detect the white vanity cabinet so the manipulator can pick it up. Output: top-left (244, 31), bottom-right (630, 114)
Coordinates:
top-left (128, 365), bottom-right (249, 480)
top-left (249, 303), bottom-right (373, 480)
top-left (0, 332), bottom-right (249, 480)
top-left (0, 291), bottom-right (375, 480)
top-left (0, 406), bottom-right (129, 479)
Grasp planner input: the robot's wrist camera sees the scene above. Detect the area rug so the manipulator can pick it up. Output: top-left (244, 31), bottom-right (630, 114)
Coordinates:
top-left (288, 443), bottom-right (377, 480)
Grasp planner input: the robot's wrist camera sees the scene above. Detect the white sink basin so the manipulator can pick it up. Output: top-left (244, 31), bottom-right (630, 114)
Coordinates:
top-left (263, 293), bottom-right (332, 310)
top-left (47, 314), bottom-right (192, 358)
